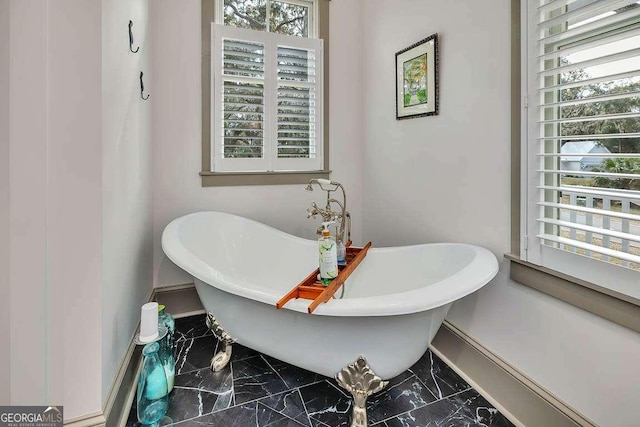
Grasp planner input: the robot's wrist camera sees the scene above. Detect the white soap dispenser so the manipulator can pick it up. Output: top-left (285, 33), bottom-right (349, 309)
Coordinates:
top-left (318, 221), bottom-right (338, 285)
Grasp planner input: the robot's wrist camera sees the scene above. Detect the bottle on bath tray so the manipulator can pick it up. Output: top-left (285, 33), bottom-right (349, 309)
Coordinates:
top-left (336, 240), bottom-right (346, 266)
top-left (319, 221), bottom-right (338, 285)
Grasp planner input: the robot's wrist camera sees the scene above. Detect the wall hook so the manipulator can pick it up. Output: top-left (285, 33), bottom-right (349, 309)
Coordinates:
top-left (129, 20), bottom-right (139, 53)
top-left (140, 71), bottom-right (149, 100)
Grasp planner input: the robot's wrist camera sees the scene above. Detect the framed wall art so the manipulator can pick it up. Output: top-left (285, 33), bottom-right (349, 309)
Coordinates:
top-left (395, 33), bottom-right (439, 119)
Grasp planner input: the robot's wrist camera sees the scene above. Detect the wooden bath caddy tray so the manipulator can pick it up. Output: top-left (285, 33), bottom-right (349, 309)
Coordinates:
top-left (276, 242), bottom-right (372, 314)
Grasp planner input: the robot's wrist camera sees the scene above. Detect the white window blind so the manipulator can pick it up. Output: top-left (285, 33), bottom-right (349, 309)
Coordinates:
top-left (212, 24), bottom-right (323, 172)
top-left (524, 0), bottom-right (640, 298)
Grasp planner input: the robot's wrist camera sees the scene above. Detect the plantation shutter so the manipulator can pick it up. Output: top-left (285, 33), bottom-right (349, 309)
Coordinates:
top-left (212, 25), bottom-right (323, 172)
top-left (525, 0), bottom-right (640, 294)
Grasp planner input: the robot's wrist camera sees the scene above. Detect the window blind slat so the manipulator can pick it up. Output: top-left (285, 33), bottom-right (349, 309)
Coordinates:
top-left (224, 118), bottom-right (266, 123)
top-left (538, 7), bottom-right (640, 45)
top-left (278, 64), bottom-right (314, 73)
top-left (277, 47), bottom-right (314, 58)
top-left (538, 202), bottom-right (640, 222)
top-left (538, 69), bottom-right (640, 93)
top-left (223, 40), bottom-right (264, 50)
top-left (223, 50), bottom-right (264, 60)
top-left (278, 105), bottom-right (311, 112)
top-left (278, 112), bottom-right (312, 119)
top-left (537, 0), bottom-right (574, 14)
top-left (539, 169), bottom-right (640, 180)
top-left (225, 127), bottom-right (264, 132)
top-left (538, 218), bottom-right (640, 244)
top-left (539, 112), bottom-right (640, 124)
top-left (538, 47), bottom-right (640, 78)
top-left (537, 234), bottom-right (640, 264)
top-left (278, 129), bottom-right (311, 134)
top-left (537, 0), bottom-right (635, 29)
top-left (223, 57), bottom-right (265, 66)
top-left (223, 103), bottom-right (264, 109)
top-left (538, 26), bottom-right (640, 61)
top-left (538, 153), bottom-right (640, 158)
top-left (538, 90), bottom-right (640, 108)
top-left (537, 185), bottom-right (640, 201)
top-left (538, 132), bottom-right (640, 140)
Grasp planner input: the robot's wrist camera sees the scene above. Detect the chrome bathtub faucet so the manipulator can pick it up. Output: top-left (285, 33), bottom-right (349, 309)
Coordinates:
top-left (304, 179), bottom-right (351, 245)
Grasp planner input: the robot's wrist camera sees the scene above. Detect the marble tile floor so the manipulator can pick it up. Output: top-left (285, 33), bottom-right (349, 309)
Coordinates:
top-left (126, 314), bottom-right (515, 427)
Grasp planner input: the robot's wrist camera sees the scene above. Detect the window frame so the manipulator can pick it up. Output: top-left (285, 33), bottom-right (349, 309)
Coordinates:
top-left (522, 1), bottom-right (640, 302)
top-left (511, 0), bottom-right (640, 332)
top-left (201, 0), bottom-right (330, 186)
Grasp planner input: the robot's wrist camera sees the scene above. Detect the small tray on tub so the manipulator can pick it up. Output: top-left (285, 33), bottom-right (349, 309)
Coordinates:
top-left (275, 242), bottom-right (372, 314)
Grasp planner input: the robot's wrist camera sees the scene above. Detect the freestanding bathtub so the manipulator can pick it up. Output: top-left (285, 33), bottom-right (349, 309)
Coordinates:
top-left (162, 211), bottom-right (498, 381)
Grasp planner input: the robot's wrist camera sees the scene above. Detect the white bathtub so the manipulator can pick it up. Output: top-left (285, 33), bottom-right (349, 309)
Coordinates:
top-left (161, 211), bottom-right (498, 379)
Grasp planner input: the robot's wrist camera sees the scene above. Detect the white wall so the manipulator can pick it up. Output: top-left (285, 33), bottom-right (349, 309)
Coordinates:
top-left (361, 1), bottom-right (640, 426)
top-left (7, 0), bottom-right (105, 418)
top-left (102, 0), bottom-right (153, 402)
top-left (150, 0), bottom-right (364, 287)
top-left (9, 0), bottom-right (49, 404)
top-left (47, 1), bottom-right (103, 414)
top-left (0, 0), bottom-right (10, 405)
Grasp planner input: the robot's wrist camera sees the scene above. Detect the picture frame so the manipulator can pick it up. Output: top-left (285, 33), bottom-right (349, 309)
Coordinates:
top-left (395, 33), bottom-right (439, 120)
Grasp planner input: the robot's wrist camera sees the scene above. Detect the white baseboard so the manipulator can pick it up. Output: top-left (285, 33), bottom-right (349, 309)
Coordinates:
top-left (431, 321), bottom-right (596, 427)
top-left (155, 283), bottom-right (203, 317)
top-left (63, 412), bottom-right (106, 427)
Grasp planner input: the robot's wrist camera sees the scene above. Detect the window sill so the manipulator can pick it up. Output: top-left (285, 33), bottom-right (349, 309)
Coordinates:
top-left (200, 170), bottom-right (331, 187)
top-left (505, 254), bottom-right (640, 334)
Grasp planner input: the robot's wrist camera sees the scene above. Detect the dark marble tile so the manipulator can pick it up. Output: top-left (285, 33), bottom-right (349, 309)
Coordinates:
top-left (410, 349), bottom-right (470, 400)
top-left (366, 371), bottom-right (438, 424)
top-left (126, 414), bottom-right (175, 427)
top-left (232, 355), bottom-right (290, 404)
top-left (176, 401), bottom-right (257, 427)
top-left (165, 386), bottom-right (225, 422)
top-left (174, 314), bottom-right (212, 342)
top-left (262, 355), bottom-right (326, 389)
top-left (385, 389), bottom-right (514, 427)
top-left (167, 366), bottom-right (233, 422)
top-left (127, 365), bottom-right (235, 425)
top-left (299, 380), bottom-right (351, 427)
top-left (233, 343), bottom-right (261, 361)
top-left (309, 419), bottom-right (332, 427)
top-left (256, 402), bottom-right (307, 426)
top-left (259, 389), bottom-right (312, 427)
top-left (177, 400), bottom-right (307, 427)
top-left (175, 335), bottom-right (221, 375)
top-left (128, 315), bottom-right (511, 427)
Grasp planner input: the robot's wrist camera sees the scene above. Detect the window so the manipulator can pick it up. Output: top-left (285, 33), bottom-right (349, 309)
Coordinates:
top-left (523, 0), bottom-right (640, 299)
top-left (221, 0), bottom-right (314, 36)
top-left (201, 0), bottom-right (329, 185)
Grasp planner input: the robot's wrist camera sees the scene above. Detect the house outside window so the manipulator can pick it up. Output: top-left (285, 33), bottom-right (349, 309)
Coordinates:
top-left (523, 0), bottom-right (640, 300)
top-left (201, 0), bottom-right (330, 186)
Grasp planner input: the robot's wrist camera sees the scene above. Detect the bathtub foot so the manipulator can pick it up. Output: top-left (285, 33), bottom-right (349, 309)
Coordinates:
top-left (205, 312), bottom-right (234, 372)
top-left (336, 355), bottom-right (388, 427)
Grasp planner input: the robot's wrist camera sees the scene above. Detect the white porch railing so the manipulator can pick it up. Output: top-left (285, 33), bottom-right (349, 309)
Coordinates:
top-left (555, 187), bottom-right (640, 268)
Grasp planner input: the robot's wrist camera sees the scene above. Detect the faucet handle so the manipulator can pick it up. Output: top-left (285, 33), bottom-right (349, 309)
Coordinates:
top-left (307, 205), bottom-right (317, 219)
